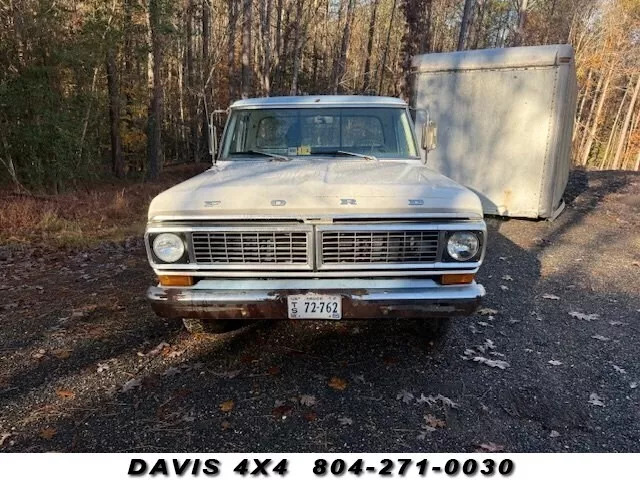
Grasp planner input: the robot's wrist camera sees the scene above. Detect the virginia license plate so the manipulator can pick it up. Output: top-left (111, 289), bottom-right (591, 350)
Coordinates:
top-left (287, 294), bottom-right (342, 320)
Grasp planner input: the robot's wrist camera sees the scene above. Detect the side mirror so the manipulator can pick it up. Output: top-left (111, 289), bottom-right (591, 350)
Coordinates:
top-left (422, 120), bottom-right (437, 152)
top-left (208, 113), bottom-right (217, 160)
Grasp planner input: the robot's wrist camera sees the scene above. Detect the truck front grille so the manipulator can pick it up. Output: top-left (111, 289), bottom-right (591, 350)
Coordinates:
top-left (320, 230), bottom-right (439, 265)
top-left (192, 231), bottom-right (309, 265)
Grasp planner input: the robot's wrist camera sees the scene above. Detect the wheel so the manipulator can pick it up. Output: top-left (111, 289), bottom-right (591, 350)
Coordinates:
top-left (182, 318), bottom-right (231, 334)
top-left (414, 317), bottom-right (451, 340)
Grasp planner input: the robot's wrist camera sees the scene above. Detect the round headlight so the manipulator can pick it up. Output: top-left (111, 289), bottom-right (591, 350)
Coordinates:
top-left (446, 232), bottom-right (480, 261)
top-left (152, 233), bottom-right (185, 263)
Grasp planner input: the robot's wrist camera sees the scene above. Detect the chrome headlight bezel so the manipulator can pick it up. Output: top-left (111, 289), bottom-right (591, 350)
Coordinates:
top-left (151, 232), bottom-right (187, 264)
top-left (445, 231), bottom-right (482, 262)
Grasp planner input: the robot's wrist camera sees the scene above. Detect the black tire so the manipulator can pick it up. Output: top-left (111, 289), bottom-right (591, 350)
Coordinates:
top-left (182, 318), bottom-right (231, 334)
top-left (414, 317), bottom-right (451, 340)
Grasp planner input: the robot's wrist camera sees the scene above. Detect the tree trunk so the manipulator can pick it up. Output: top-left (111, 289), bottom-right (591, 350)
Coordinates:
top-left (241, 0), bottom-right (253, 98)
top-left (400, 0), bottom-right (432, 101)
top-left (378, 0), bottom-right (398, 95)
top-left (579, 63), bottom-right (613, 167)
top-left (514, 0), bottom-right (528, 46)
top-left (457, 0), bottom-right (474, 50)
top-left (599, 78), bottom-right (629, 169)
top-left (290, 0), bottom-right (305, 94)
top-left (578, 67), bottom-right (605, 155)
top-left (260, 0), bottom-right (273, 95)
top-left (362, 0), bottom-right (380, 93)
top-left (106, 48), bottom-right (125, 178)
top-left (332, 0), bottom-right (356, 94)
top-left (611, 75), bottom-right (640, 170)
top-left (202, 0), bottom-right (211, 157)
top-left (185, 0), bottom-right (196, 162)
top-left (574, 68), bottom-right (593, 143)
top-left (147, 0), bottom-right (163, 180)
top-left (227, 0), bottom-right (238, 101)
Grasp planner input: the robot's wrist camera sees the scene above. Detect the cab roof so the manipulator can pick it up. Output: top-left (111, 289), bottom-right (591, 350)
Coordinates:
top-left (230, 95), bottom-right (408, 109)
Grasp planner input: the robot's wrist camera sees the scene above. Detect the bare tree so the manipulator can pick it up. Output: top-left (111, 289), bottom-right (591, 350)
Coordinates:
top-left (147, 0), bottom-right (164, 180)
top-left (332, 0), bottom-right (356, 94)
top-left (457, 0), bottom-right (474, 50)
top-left (378, 0), bottom-right (398, 95)
top-left (362, 0), bottom-right (380, 93)
top-left (106, 48), bottom-right (125, 178)
top-left (612, 75), bottom-right (640, 169)
top-left (241, 0), bottom-right (253, 98)
top-left (400, 0), bottom-right (432, 101)
top-left (227, 0), bottom-right (239, 100)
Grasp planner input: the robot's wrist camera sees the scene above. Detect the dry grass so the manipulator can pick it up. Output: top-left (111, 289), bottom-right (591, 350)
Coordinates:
top-left (0, 164), bottom-right (208, 249)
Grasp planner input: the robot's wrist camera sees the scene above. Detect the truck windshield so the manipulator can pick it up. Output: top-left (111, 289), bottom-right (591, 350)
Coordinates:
top-left (220, 107), bottom-right (419, 160)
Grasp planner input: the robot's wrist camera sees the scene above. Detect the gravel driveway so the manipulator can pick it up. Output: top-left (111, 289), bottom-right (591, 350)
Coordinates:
top-left (1, 170), bottom-right (639, 452)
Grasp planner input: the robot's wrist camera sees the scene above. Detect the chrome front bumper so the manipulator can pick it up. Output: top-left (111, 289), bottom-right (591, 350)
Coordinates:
top-left (146, 278), bottom-right (485, 320)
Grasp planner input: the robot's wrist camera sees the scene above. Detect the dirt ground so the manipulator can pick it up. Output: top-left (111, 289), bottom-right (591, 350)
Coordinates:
top-left (0, 169), bottom-right (639, 452)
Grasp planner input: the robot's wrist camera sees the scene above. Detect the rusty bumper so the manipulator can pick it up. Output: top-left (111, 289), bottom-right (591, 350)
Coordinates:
top-left (146, 278), bottom-right (485, 320)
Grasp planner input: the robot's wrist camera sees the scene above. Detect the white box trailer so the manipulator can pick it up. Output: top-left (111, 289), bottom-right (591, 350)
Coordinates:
top-left (411, 44), bottom-right (577, 219)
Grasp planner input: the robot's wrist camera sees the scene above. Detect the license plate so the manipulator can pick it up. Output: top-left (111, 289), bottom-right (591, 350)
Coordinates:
top-left (287, 294), bottom-right (342, 319)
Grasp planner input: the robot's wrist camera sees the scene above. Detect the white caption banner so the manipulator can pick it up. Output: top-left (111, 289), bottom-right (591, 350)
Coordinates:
top-left (1, 452), bottom-right (636, 480)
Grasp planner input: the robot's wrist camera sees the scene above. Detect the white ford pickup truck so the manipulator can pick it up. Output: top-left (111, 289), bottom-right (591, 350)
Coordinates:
top-left (145, 95), bottom-right (486, 337)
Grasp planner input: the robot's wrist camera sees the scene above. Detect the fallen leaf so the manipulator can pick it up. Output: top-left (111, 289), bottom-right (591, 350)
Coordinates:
top-left (220, 400), bottom-right (235, 413)
top-left (383, 355), bottom-right (399, 365)
top-left (548, 360), bottom-right (563, 366)
top-left (32, 349), bottom-right (47, 360)
top-left (39, 427), bottom-right (57, 440)
top-left (591, 334), bottom-right (610, 341)
top-left (613, 365), bottom-right (626, 374)
top-left (588, 393), bottom-right (605, 407)
top-left (630, 382), bottom-right (638, 389)
top-left (476, 442), bottom-right (505, 453)
top-left (221, 421), bottom-right (232, 430)
top-left (470, 356), bottom-right (510, 369)
top-left (96, 362), bottom-right (110, 373)
top-left (272, 404), bottom-right (292, 418)
top-left (162, 366), bottom-right (181, 376)
top-left (501, 275), bottom-right (513, 281)
top-left (609, 321), bottom-right (625, 326)
top-left (549, 430), bottom-right (560, 438)
top-left (424, 414), bottom-right (446, 429)
top-left (569, 311), bottom-right (599, 321)
top-left (477, 308), bottom-right (498, 316)
top-left (52, 349), bottom-right (72, 360)
top-left (148, 342), bottom-right (170, 357)
top-left (240, 354), bottom-right (259, 364)
top-left (338, 416), bottom-right (353, 426)
top-left (267, 366), bottom-right (281, 376)
top-left (397, 390), bottom-right (415, 404)
top-left (0, 433), bottom-right (12, 447)
top-left (56, 389), bottom-right (75, 400)
top-left (121, 377), bottom-right (142, 393)
top-left (416, 393), bottom-right (459, 409)
top-left (303, 411), bottom-right (318, 422)
top-left (328, 377), bottom-right (348, 391)
top-left (542, 294), bottom-right (560, 300)
top-left (500, 285), bottom-right (509, 291)
top-left (300, 394), bottom-right (317, 407)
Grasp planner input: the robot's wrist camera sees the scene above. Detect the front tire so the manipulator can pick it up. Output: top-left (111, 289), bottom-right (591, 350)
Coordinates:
top-left (182, 318), bottom-right (230, 334)
top-left (414, 317), bottom-right (451, 340)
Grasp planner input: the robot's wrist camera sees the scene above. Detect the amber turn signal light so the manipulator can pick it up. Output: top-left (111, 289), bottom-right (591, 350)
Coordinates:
top-left (158, 275), bottom-right (194, 287)
top-left (440, 273), bottom-right (475, 285)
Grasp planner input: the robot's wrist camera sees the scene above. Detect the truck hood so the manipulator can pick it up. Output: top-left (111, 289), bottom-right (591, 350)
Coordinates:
top-left (148, 159), bottom-right (483, 221)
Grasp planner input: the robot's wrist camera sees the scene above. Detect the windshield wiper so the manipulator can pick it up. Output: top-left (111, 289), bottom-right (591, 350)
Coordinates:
top-left (335, 150), bottom-right (378, 161)
top-left (247, 149), bottom-right (291, 162)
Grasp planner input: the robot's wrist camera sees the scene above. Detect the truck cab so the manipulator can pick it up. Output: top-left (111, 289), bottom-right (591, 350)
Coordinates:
top-left (145, 95), bottom-right (486, 338)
